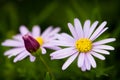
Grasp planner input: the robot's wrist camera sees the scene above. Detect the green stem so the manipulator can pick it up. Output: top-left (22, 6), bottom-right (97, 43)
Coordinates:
top-left (39, 55), bottom-right (55, 80)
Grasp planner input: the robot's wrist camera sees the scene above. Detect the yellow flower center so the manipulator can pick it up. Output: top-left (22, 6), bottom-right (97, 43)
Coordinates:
top-left (35, 37), bottom-right (44, 46)
top-left (75, 38), bottom-right (92, 53)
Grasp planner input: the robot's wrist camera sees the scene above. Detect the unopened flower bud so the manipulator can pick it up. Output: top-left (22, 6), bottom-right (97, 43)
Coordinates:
top-left (22, 34), bottom-right (40, 53)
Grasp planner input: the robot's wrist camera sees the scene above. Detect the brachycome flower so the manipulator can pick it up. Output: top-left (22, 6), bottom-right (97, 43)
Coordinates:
top-left (2, 25), bottom-right (60, 62)
top-left (50, 18), bottom-right (116, 71)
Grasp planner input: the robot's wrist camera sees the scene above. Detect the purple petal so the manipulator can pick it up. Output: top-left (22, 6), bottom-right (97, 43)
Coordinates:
top-left (78, 53), bottom-right (85, 67)
top-left (90, 21), bottom-right (107, 41)
top-left (92, 48), bottom-right (110, 55)
top-left (19, 25), bottom-right (30, 35)
top-left (32, 25), bottom-right (41, 37)
top-left (91, 51), bottom-right (105, 60)
top-left (86, 53), bottom-right (96, 68)
top-left (51, 49), bottom-right (77, 60)
top-left (30, 54), bottom-right (36, 62)
top-left (83, 20), bottom-right (90, 38)
top-left (62, 52), bottom-right (78, 70)
top-left (41, 26), bottom-right (52, 37)
top-left (68, 23), bottom-right (78, 40)
top-left (41, 47), bottom-right (46, 54)
top-left (2, 39), bottom-right (24, 47)
top-left (93, 38), bottom-right (116, 45)
top-left (88, 21), bottom-right (99, 38)
top-left (74, 18), bottom-right (83, 38)
top-left (93, 45), bottom-right (114, 50)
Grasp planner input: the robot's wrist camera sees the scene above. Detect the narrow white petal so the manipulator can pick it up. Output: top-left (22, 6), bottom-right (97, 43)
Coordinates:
top-left (62, 52), bottom-right (78, 70)
top-left (90, 21), bottom-right (107, 41)
top-left (41, 26), bottom-right (52, 37)
top-left (44, 46), bottom-right (61, 50)
top-left (94, 45), bottom-right (114, 50)
top-left (50, 47), bottom-right (74, 56)
top-left (50, 40), bottom-right (74, 47)
top-left (74, 18), bottom-right (83, 38)
top-left (92, 27), bottom-right (108, 41)
top-left (44, 27), bottom-right (60, 39)
top-left (4, 47), bottom-right (25, 56)
top-left (68, 23), bottom-right (78, 40)
top-left (61, 33), bottom-right (75, 43)
top-left (86, 53), bottom-right (96, 68)
top-left (88, 21), bottom-right (99, 38)
top-left (91, 52), bottom-right (105, 60)
top-left (32, 25), bottom-right (40, 37)
top-left (93, 38), bottom-right (116, 45)
top-left (85, 56), bottom-right (91, 70)
top-left (2, 39), bottom-right (24, 47)
top-left (83, 20), bottom-right (90, 38)
top-left (13, 51), bottom-right (29, 62)
top-left (92, 48), bottom-right (110, 55)
top-left (78, 53), bottom-right (85, 67)
top-left (41, 47), bottom-right (46, 54)
top-left (19, 25), bottom-right (29, 35)
top-left (81, 64), bottom-right (87, 71)
top-left (17, 51), bottom-right (29, 61)
top-left (51, 49), bottom-right (77, 59)
top-left (13, 34), bottom-right (23, 41)
top-left (30, 54), bottom-right (36, 62)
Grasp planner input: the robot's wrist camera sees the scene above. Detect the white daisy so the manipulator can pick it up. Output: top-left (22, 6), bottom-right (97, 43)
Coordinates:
top-left (50, 18), bottom-right (116, 71)
top-left (2, 25), bottom-right (60, 62)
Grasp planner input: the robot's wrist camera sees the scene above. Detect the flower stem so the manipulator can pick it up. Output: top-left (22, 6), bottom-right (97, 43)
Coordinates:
top-left (39, 55), bottom-right (55, 80)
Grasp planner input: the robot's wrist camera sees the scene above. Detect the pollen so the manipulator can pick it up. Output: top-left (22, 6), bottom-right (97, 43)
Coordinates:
top-left (36, 37), bottom-right (44, 46)
top-left (75, 38), bottom-right (92, 53)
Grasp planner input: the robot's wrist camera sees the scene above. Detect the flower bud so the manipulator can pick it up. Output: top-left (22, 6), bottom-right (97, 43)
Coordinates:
top-left (22, 34), bottom-right (40, 53)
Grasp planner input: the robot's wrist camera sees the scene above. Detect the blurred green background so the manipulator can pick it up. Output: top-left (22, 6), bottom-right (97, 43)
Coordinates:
top-left (0, 0), bottom-right (120, 80)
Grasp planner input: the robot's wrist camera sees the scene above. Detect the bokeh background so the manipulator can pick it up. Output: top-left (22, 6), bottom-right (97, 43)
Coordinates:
top-left (0, 0), bottom-right (120, 80)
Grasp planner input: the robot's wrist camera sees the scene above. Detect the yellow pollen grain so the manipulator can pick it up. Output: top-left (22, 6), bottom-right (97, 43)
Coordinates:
top-left (35, 37), bottom-right (44, 46)
top-left (75, 38), bottom-right (92, 53)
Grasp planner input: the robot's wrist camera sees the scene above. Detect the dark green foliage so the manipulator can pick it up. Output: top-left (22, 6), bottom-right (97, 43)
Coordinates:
top-left (0, 0), bottom-right (119, 80)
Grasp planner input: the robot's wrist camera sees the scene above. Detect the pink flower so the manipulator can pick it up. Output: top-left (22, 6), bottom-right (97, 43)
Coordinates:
top-left (2, 25), bottom-right (60, 62)
top-left (50, 18), bottom-right (116, 71)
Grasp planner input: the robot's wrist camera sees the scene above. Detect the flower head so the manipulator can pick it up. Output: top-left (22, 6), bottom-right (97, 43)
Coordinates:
top-left (50, 18), bottom-right (116, 71)
top-left (2, 25), bottom-right (60, 62)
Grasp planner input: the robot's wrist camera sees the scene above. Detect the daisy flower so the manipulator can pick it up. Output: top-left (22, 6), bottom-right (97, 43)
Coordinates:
top-left (2, 25), bottom-right (60, 62)
top-left (50, 18), bottom-right (116, 71)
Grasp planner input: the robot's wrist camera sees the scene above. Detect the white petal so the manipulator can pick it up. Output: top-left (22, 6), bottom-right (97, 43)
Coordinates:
top-left (50, 40), bottom-right (74, 47)
top-left (92, 27), bottom-right (108, 41)
top-left (32, 25), bottom-right (40, 37)
top-left (51, 49), bottom-right (77, 60)
top-left (81, 64), bottom-right (87, 71)
top-left (13, 51), bottom-right (29, 62)
top-left (92, 48), bottom-right (110, 55)
top-left (13, 34), bottom-right (23, 41)
top-left (50, 47), bottom-right (74, 56)
top-left (90, 21), bottom-right (107, 41)
top-left (86, 53), bottom-right (96, 68)
top-left (44, 27), bottom-right (60, 39)
top-left (30, 54), bottom-right (36, 62)
top-left (78, 53), bottom-right (85, 67)
top-left (83, 20), bottom-right (90, 38)
top-left (17, 51), bottom-right (29, 61)
top-left (61, 33), bottom-right (75, 43)
top-left (62, 52), bottom-right (78, 70)
top-left (19, 25), bottom-right (29, 35)
top-left (41, 47), bottom-right (46, 54)
top-left (74, 18), bottom-right (83, 38)
top-left (85, 56), bottom-right (91, 70)
top-left (88, 21), bottom-right (99, 38)
top-left (4, 47), bottom-right (25, 56)
top-left (93, 45), bottom-right (114, 50)
top-left (91, 51), bottom-right (105, 60)
top-left (44, 46), bottom-right (61, 50)
top-left (41, 26), bottom-right (52, 37)
top-left (93, 38), bottom-right (116, 45)
top-left (68, 23), bottom-right (78, 40)
top-left (2, 39), bottom-right (24, 47)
